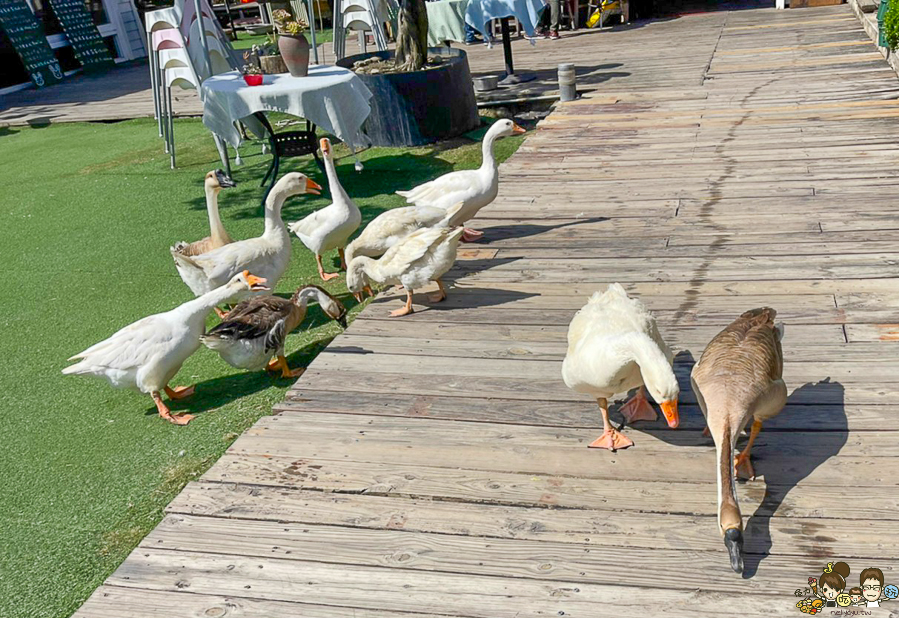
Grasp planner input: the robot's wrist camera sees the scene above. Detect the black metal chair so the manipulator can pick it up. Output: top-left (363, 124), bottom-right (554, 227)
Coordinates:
top-left (255, 113), bottom-right (326, 204)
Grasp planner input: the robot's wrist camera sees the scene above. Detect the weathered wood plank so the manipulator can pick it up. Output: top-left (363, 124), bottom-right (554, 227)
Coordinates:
top-left (168, 484), bottom-right (897, 557)
top-left (201, 455), bottom-right (899, 521)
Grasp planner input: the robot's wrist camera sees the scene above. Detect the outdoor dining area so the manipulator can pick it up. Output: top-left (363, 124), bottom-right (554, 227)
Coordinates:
top-left (144, 0), bottom-right (624, 179)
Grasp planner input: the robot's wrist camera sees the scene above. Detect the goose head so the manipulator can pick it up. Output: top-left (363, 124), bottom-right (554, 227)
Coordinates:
top-left (205, 169), bottom-right (236, 192)
top-left (488, 119), bottom-right (527, 140)
top-left (229, 270), bottom-right (270, 293)
top-left (628, 334), bottom-right (679, 428)
top-left (273, 172), bottom-right (322, 200)
top-left (292, 285), bottom-right (348, 328)
top-left (320, 137), bottom-right (333, 159)
top-left (346, 257), bottom-right (374, 302)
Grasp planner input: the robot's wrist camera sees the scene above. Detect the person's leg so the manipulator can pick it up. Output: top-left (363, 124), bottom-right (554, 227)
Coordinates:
top-left (464, 23), bottom-right (480, 43)
top-left (536, 3), bottom-right (550, 34)
top-left (549, 0), bottom-right (561, 37)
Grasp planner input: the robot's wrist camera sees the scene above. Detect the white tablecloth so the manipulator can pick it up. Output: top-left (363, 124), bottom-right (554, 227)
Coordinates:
top-left (427, 0), bottom-right (469, 46)
top-left (464, 0), bottom-right (544, 37)
top-left (200, 65), bottom-right (373, 150)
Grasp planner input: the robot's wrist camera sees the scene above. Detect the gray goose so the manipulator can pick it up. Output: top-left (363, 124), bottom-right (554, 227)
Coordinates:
top-left (201, 285), bottom-right (347, 378)
top-left (690, 307), bottom-right (787, 574)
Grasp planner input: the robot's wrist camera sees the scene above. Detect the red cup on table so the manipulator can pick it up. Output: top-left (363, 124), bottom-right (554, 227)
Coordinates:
top-left (243, 74), bottom-right (263, 86)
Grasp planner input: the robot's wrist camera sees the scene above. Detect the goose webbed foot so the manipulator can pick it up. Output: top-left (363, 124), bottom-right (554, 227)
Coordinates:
top-left (268, 355), bottom-right (305, 379)
top-left (427, 279), bottom-right (447, 303)
top-left (589, 428), bottom-right (633, 451)
top-left (215, 307), bottom-right (228, 319)
top-left (164, 385), bottom-right (195, 400)
top-left (461, 228), bottom-right (484, 242)
top-left (152, 391), bottom-right (195, 425)
top-left (316, 254), bottom-right (340, 281)
top-left (390, 289), bottom-right (414, 317)
top-left (618, 388), bottom-right (657, 423)
top-left (734, 451), bottom-right (755, 481)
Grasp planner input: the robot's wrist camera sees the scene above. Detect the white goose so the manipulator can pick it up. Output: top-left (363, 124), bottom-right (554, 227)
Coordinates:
top-left (63, 271), bottom-right (269, 425)
top-left (396, 119), bottom-right (525, 241)
top-left (346, 226), bottom-right (465, 316)
top-left (561, 284), bottom-right (680, 450)
top-left (289, 138), bottom-right (361, 281)
top-left (344, 201), bottom-right (464, 286)
top-left (171, 170), bottom-right (235, 258)
top-left (172, 173), bottom-right (321, 298)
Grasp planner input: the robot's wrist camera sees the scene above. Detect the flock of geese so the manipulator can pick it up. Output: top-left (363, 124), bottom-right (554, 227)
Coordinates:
top-left (62, 116), bottom-right (786, 573)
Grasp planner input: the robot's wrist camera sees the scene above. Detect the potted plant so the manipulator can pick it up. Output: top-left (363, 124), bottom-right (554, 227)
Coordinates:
top-left (272, 8), bottom-right (310, 77)
top-left (252, 39), bottom-right (288, 75)
top-left (241, 63), bottom-right (264, 86)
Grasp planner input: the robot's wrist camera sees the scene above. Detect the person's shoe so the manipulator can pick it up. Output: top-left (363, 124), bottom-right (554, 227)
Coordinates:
top-left (549, 29), bottom-right (560, 39)
top-left (465, 39), bottom-right (476, 45)
top-left (534, 26), bottom-right (547, 37)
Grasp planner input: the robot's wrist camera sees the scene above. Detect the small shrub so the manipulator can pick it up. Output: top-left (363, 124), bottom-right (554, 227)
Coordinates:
top-left (883, 0), bottom-right (899, 49)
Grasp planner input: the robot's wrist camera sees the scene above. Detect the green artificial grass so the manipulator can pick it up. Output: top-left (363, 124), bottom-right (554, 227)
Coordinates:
top-left (230, 27), bottom-right (334, 52)
top-left (0, 118), bottom-right (523, 618)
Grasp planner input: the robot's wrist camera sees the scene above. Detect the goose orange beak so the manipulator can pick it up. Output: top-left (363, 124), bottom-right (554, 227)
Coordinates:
top-left (244, 272), bottom-right (269, 291)
top-left (305, 177), bottom-right (322, 195)
top-left (319, 138), bottom-right (331, 156)
top-left (660, 399), bottom-right (679, 429)
top-left (353, 292), bottom-right (363, 302)
top-left (512, 123), bottom-right (526, 134)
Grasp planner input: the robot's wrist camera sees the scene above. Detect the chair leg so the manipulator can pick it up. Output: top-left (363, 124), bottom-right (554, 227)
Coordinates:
top-left (260, 144), bottom-right (276, 186)
top-left (161, 74), bottom-right (170, 154)
top-left (168, 87), bottom-right (176, 169)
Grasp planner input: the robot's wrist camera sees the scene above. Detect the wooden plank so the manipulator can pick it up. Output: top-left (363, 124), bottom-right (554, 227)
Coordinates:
top-left (277, 389), bottom-right (890, 431)
top-left (168, 483), bottom-right (898, 557)
top-left (73, 586), bottom-right (450, 618)
top-left (105, 548), bottom-right (792, 618)
top-left (142, 514), bottom-right (899, 595)
top-left (201, 455), bottom-right (899, 521)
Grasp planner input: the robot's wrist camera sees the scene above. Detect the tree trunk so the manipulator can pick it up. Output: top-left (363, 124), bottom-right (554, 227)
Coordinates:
top-left (395, 0), bottom-right (429, 72)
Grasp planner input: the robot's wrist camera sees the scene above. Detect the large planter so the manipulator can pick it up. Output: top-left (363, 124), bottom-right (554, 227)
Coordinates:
top-left (336, 48), bottom-right (479, 147)
top-left (279, 34), bottom-right (310, 77)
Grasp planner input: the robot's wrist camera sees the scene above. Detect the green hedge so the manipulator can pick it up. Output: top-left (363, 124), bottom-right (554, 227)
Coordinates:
top-left (884, 0), bottom-right (899, 49)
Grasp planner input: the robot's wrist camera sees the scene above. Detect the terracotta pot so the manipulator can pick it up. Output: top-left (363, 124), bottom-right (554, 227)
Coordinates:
top-left (243, 74), bottom-right (264, 86)
top-left (278, 34), bottom-right (310, 77)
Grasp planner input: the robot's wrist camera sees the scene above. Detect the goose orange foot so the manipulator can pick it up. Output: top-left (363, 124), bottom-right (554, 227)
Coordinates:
top-left (588, 429), bottom-right (633, 451)
top-left (152, 391), bottom-right (195, 425)
top-left (164, 385), bottom-right (195, 400)
top-left (734, 451), bottom-right (755, 481)
top-left (461, 228), bottom-right (484, 242)
top-left (618, 390), bottom-right (657, 423)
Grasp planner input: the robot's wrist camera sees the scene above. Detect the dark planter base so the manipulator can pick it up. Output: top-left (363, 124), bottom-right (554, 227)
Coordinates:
top-left (337, 48), bottom-right (480, 147)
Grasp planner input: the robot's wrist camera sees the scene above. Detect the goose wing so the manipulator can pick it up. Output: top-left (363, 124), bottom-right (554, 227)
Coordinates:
top-left (693, 307), bottom-right (783, 391)
top-left (375, 227), bottom-right (447, 280)
top-left (205, 296), bottom-right (294, 347)
top-left (63, 314), bottom-right (172, 374)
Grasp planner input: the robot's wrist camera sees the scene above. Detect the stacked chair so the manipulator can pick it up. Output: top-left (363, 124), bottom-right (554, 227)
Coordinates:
top-left (332, 0), bottom-right (397, 59)
top-left (145, 0), bottom-right (240, 168)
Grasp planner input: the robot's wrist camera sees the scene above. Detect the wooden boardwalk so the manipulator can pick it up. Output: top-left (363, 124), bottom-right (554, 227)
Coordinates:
top-left (75, 5), bottom-right (899, 617)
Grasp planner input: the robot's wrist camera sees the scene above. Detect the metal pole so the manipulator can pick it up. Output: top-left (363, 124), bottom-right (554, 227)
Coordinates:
top-left (307, 0), bottom-right (319, 64)
top-left (193, 0), bottom-right (213, 78)
top-left (500, 17), bottom-right (513, 76)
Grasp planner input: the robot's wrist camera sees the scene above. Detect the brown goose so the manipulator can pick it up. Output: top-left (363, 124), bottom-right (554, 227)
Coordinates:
top-left (201, 285), bottom-right (347, 378)
top-left (171, 170), bottom-right (235, 257)
top-left (690, 307), bottom-right (787, 574)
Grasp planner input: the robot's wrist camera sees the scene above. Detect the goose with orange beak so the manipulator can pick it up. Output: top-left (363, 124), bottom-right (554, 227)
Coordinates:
top-left (396, 119), bottom-right (526, 242)
top-left (562, 284), bottom-right (679, 450)
top-left (63, 271), bottom-right (269, 425)
top-left (173, 172), bottom-right (321, 304)
top-left (289, 138), bottom-right (362, 281)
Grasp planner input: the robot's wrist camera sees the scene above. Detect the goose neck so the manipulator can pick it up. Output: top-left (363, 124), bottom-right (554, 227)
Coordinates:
top-left (206, 187), bottom-right (229, 243)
